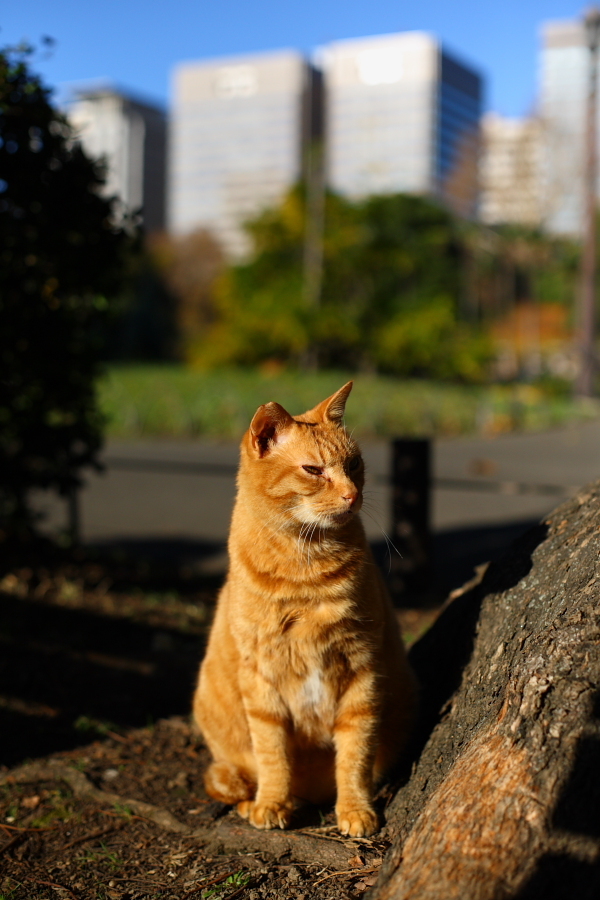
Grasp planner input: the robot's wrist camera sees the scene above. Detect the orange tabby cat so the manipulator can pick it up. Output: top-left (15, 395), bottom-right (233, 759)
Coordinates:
top-left (193, 382), bottom-right (415, 837)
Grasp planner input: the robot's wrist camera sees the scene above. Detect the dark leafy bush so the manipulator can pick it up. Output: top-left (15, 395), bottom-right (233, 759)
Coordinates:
top-left (0, 46), bottom-right (134, 537)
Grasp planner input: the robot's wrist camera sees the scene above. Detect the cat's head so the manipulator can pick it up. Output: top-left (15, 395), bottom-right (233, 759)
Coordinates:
top-left (241, 382), bottom-right (364, 530)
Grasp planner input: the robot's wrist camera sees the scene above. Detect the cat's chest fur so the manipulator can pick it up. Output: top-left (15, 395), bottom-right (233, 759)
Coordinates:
top-left (239, 600), bottom-right (375, 740)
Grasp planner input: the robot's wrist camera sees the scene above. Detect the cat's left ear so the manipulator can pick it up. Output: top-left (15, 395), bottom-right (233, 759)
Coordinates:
top-left (249, 402), bottom-right (295, 458)
top-left (312, 381), bottom-right (353, 424)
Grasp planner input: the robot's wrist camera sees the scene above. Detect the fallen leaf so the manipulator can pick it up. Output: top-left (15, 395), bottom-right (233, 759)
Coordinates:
top-left (347, 854), bottom-right (365, 868)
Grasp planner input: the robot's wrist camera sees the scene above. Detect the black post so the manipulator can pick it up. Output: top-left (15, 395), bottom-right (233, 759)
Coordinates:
top-left (390, 438), bottom-right (432, 606)
top-left (67, 485), bottom-right (80, 546)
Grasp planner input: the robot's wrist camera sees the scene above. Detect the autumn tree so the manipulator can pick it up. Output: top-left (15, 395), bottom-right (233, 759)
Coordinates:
top-left (148, 228), bottom-right (224, 362)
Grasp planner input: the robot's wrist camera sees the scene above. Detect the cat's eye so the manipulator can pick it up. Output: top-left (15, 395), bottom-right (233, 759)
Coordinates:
top-left (349, 457), bottom-right (362, 471)
top-left (302, 465), bottom-right (323, 476)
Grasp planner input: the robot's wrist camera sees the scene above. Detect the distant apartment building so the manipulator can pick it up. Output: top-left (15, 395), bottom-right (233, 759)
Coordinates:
top-left (68, 87), bottom-right (167, 233)
top-left (322, 32), bottom-right (483, 217)
top-left (480, 112), bottom-right (543, 226)
top-left (539, 20), bottom-right (592, 235)
top-left (169, 50), bottom-right (321, 256)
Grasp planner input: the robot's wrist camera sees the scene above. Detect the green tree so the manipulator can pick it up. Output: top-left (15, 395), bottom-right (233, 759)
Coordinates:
top-left (322, 193), bottom-right (470, 373)
top-left (0, 45), bottom-right (134, 538)
top-left (191, 187), bottom-right (491, 380)
top-left (190, 188), bottom-right (317, 368)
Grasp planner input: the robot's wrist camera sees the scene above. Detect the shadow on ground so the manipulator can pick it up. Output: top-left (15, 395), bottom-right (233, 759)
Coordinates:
top-left (0, 590), bottom-right (205, 766)
top-left (0, 518), bottom-right (538, 768)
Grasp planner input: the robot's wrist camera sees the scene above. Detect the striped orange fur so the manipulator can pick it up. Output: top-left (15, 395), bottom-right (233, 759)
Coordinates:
top-left (193, 382), bottom-right (416, 837)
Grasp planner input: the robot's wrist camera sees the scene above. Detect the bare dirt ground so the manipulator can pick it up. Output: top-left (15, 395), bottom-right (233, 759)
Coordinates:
top-left (0, 554), bottom-right (438, 900)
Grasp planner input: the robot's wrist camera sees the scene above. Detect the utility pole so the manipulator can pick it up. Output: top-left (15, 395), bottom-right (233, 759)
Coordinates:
top-left (302, 66), bottom-right (325, 370)
top-left (577, 6), bottom-right (600, 396)
top-left (303, 139), bottom-right (325, 311)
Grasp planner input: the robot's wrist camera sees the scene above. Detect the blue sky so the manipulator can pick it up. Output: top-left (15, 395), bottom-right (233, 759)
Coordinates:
top-left (0, 1), bottom-right (591, 116)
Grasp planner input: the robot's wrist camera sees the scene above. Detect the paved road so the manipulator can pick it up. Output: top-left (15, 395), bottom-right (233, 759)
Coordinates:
top-left (33, 419), bottom-right (600, 594)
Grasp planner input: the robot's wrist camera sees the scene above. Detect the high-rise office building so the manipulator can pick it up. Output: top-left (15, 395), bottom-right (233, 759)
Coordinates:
top-left (480, 112), bottom-right (543, 227)
top-left (322, 32), bottom-right (483, 217)
top-left (170, 50), bottom-right (321, 257)
top-left (68, 87), bottom-right (167, 234)
top-left (539, 20), bottom-right (592, 235)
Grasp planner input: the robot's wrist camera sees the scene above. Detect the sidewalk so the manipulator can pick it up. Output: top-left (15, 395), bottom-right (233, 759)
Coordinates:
top-left (33, 419), bottom-right (600, 594)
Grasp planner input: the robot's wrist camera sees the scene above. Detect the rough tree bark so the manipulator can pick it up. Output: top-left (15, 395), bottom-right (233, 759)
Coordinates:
top-left (373, 481), bottom-right (600, 900)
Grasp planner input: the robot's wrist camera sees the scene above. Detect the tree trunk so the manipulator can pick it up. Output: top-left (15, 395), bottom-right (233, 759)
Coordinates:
top-left (373, 481), bottom-right (600, 900)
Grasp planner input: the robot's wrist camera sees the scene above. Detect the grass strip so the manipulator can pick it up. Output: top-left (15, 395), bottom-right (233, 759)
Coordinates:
top-left (98, 365), bottom-right (600, 440)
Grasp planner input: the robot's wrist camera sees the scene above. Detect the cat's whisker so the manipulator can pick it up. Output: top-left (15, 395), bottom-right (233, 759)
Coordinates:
top-left (360, 507), bottom-right (403, 574)
top-left (309, 519), bottom-right (322, 564)
top-left (296, 521), bottom-right (307, 560)
top-left (360, 495), bottom-right (386, 513)
top-left (306, 520), bottom-right (316, 566)
top-left (254, 508), bottom-right (292, 543)
top-left (297, 516), bottom-right (325, 567)
top-left (297, 520), bottom-right (312, 563)
top-left (255, 501), bottom-right (306, 545)
top-left (255, 510), bottom-right (282, 535)
top-left (305, 524), bottom-right (315, 566)
top-left (298, 518), bottom-right (318, 565)
top-left (360, 500), bottom-right (381, 519)
top-left (360, 499), bottom-right (388, 520)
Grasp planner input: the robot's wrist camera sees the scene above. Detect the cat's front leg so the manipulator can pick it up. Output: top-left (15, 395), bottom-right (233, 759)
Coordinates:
top-left (333, 678), bottom-right (380, 837)
top-left (239, 673), bottom-right (294, 830)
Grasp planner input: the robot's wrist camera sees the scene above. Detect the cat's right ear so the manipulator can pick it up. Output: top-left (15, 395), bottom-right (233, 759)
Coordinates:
top-left (249, 402), bottom-right (294, 458)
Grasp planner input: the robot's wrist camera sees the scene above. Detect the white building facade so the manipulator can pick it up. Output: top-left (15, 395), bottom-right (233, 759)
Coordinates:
top-left (169, 50), bottom-right (318, 256)
top-left (539, 20), bottom-right (593, 235)
top-left (68, 88), bottom-right (167, 234)
top-left (322, 32), bottom-right (483, 217)
top-left (480, 112), bottom-right (543, 227)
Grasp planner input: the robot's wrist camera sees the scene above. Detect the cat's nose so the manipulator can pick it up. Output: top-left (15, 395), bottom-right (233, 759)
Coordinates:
top-left (342, 491), bottom-right (358, 507)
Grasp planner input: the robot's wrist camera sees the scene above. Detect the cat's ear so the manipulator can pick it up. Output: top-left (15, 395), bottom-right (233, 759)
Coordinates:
top-left (312, 381), bottom-right (353, 424)
top-left (249, 402), bottom-right (294, 458)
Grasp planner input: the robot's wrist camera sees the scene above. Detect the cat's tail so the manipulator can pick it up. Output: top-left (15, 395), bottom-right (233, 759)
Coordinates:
top-left (204, 761), bottom-right (255, 805)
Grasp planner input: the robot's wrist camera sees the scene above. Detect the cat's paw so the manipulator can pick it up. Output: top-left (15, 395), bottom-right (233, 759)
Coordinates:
top-left (336, 805), bottom-right (379, 837)
top-left (237, 799), bottom-right (293, 830)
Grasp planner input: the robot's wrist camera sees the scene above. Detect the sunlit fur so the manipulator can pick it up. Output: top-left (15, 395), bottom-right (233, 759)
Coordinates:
top-left (193, 382), bottom-right (416, 837)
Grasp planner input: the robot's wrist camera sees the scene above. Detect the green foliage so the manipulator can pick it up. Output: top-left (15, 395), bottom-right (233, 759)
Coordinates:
top-left (189, 187), bottom-right (491, 379)
top-left (98, 365), bottom-right (600, 440)
top-left (374, 297), bottom-right (492, 381)
top-left (0, 45), bottom-right (134, 537)
top-left (73, 714), bottom-right (119, 736)
top-left (79, 842), bottom-right (122, 870)
top-left (184, 191), bottom-right (583, 383)
top-left (204, 870), bottom-right (251, 897)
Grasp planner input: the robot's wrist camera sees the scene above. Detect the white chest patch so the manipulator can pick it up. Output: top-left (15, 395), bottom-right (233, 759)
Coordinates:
top-left (301, 670), bottom-right (325, 709)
